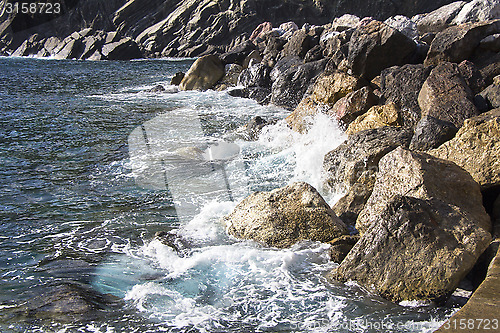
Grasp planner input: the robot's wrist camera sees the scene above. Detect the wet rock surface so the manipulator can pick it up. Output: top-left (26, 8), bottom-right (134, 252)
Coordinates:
top-left (223, 182), bottom-right (348, 248)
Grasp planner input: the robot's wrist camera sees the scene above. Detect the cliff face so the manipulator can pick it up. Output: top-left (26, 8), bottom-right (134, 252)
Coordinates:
top-left (0, 0), bottom-right (468, 57)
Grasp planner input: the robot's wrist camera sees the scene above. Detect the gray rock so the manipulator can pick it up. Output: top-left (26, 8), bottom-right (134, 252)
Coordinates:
top-left (333, 193), bottom-right (491, 302)
top-left (380, 64), bottom-right (433, 129)
top-left (270, 58), bottom-right (327, 109)
top-left (384, 15), bottom-right (418, 40)
top-left (325, 127), bottom-right (413, 226)
top-left (223, 182), bottom-right (348, 248)
top-left (220, 41), bottom-right (256, 66)
top-left (356, 147), bottom-right (491, 235)
top-left (409, 116), bottom-right (458, 151)
top-left (280, 29), bottom-right (316, 59)
top-left (414, 1), bottom-right (466, 34)
top-left (477, 81), bottom-right (500, 109)
top-left (452, 0), bottom-right (500, 25)
top-left (347, 20), bottom-right (417, 80)
top-left (424, 20), bottom-right (500, 66)
top-left (418, 62), bottom-right (478, 128)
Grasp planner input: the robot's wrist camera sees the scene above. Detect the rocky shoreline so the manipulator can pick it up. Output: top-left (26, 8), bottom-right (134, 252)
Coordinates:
top-left (2, 0), bottom-right (499, 328)
top-left (165, 0), bottom-right (500, 321)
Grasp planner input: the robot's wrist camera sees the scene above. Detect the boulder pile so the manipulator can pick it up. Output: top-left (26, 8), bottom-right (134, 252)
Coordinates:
top-left (215, 0), bottom-right (500, 305)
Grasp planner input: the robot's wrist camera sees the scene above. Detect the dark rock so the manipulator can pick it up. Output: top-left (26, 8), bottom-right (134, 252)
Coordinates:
top-left (11, 34), bottom-right (45, 57)
top-left (227, 87), bottom-right (271, 105)
top-left (424, 20), bottom-right (500, 66)
top-left (262, 35), bottom-right (287, 67)
top-left (420, 32), bottom-right (436, 45)
top-left (418, 62), bottom-right (479, 128)
top-left (14, 282), bottom-right (123, 323)
top-left (223, 182), bottom-right (348, 248)
top-left (347, 20), bottom-right (417, 80)
top-left (53, 37), bottom-right (85, 60)
top-left (430, 108), bottom-right (500, 189)
top-left (179, 55), bottom-right (225, 91)
top-left (101, 37), bottom-right (143, 60)
top-left (236, 116), bottom-right (270, 141)
top-left (220, 41), bottom-right (256, 66)
top-left (156, 231), bottom-right (192, 255)
top-left (380, 64), bottom-right (433, 129)
top-left (303, 44), bottom-right (323, 62)
top-left (280, 29), bottom-right (316, 59)
top-left (458, 60), bottom-right (487, 94)
top-left (270, 58), bottom-right (328, 109)
top-left (171, 72), bottom-right (185, 86)
top-left (148, 85), bottom-right (166, 93)
top-left (476, 80), bottom-right (500, 110)
top-left (479, 33), bottom-right (500, 52)
top-left (333, 193), bottom-right (491, 303)
top-left (409, 116), bottom-right (458, 151)
top-left (325, 126), bottom-right (413, 226)
top-left (237, 63), bottom-right (271, 88)
top-left (328, 235), bottom-right (360, 263)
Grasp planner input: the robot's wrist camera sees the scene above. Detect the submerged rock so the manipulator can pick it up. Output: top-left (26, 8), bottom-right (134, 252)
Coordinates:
top-left (430, 108), bottom-right (500, 189)
top-left (223, 182), bottom-right (348, 248)
top-left (179, 55), bottom-right (225, 91)
top-left (13, 282), bottom-right (123, 323)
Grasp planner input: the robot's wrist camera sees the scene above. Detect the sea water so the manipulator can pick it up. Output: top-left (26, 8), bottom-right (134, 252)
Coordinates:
top-left (0, 57), bottom-right (457, 332)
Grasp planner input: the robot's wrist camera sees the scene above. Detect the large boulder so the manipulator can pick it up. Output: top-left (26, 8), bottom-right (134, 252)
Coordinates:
top-left (346, 103), bottom-right (402, 135)
top-left (424, 20), bottom-right (500, 66)
top-left (356, 147), bottom-right (491, 235)
top-left (346, 20), bottom-right (417, 80)
top-left (418, 62), bottom-right (478, 128)
top-left (414, 1), bottom-right (467, 34)
top-left (430, 108), bottom-right (500, 189)
top-left (452, 0), bottom-right (500, 25)
top-left (324, 127), bottom-right (413, 226)
top-left (380, 64), bottom-right (433, 129)
top-left (223, 182), bottom-right (348, 248)
top-left (179, 55), bottom-right (225, 91)
top-left (333, 193), bottom-right (491, 302)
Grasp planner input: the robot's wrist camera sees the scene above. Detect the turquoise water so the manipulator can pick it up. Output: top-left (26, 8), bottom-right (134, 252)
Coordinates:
top-left (0, 57), bottom-right (456, 332)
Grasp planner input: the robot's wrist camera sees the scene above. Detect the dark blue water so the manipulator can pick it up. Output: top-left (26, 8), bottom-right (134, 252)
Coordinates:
top-left (0, 57), bottom-right (457, 332)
